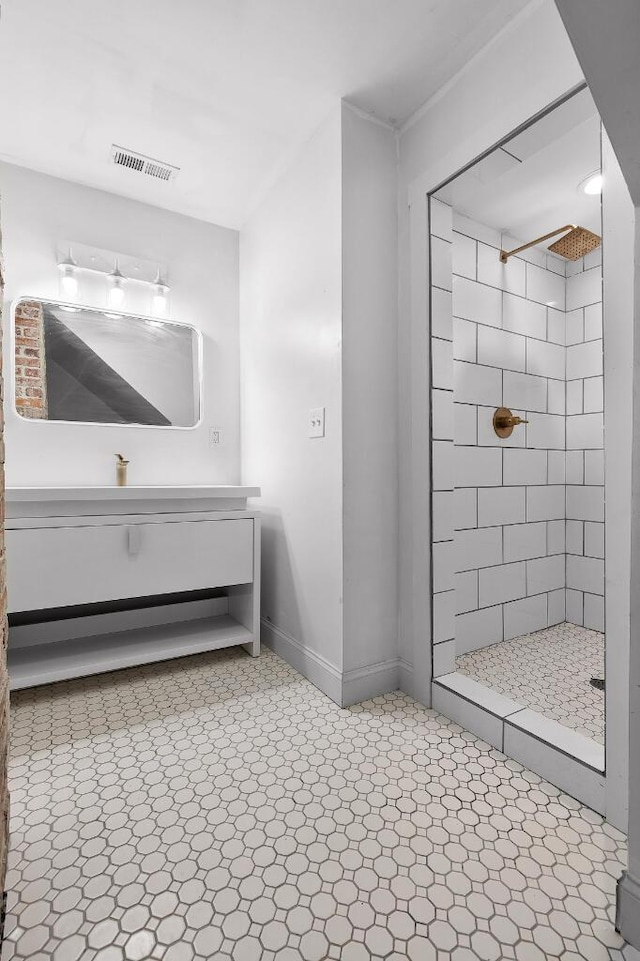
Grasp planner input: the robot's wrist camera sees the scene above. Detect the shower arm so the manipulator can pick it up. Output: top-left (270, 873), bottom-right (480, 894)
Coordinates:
top-left (499, 225), bottom-right (576, 263)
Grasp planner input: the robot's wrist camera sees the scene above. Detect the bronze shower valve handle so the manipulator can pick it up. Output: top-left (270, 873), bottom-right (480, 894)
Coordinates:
top-left (493, 407), bottom-right (528, 438)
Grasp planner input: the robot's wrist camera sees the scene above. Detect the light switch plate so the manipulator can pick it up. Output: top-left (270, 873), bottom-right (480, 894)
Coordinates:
top-left (308, 407), bottom-right (325, 438)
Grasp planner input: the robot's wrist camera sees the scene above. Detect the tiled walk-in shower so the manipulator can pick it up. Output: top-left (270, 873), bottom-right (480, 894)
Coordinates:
top-left (430, 194), bottom-right (605, 687)
top-left (3, 647), bottom-right (636, 961)
top-left (457, 622), bottom-right (605, 744)
top-left (428, 87), bottom-right (610, 810)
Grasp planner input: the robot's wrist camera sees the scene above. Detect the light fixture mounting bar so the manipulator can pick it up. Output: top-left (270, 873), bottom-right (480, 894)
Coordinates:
top-left (55, 242), bottom-right (168, 287)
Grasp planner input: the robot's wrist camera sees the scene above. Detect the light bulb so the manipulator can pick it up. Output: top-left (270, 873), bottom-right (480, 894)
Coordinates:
top-left (60, 266), bottom-right (78, 299)
top-left (152, 292), bottom-right (167, 315)
top-left (109, 280), bottom-right (125, 308)
top-left (151, 270), bottom-right (170, 317)
top-left (107, 261), bottom-right (127, 309)
top-left (58, 250), bottom-right (78, 300)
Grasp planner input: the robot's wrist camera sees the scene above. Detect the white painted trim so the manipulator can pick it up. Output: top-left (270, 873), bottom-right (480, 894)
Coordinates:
top-left (342, 658), bottom-right (400, 707)
top-left (617, 872), bottom-right (640, 947)
top-left (602, 131), bottom-right (634, 832)
top-left (260, 618), bottom-right (343, 705)
top-left (262, 619), bottom-right (401, 707)
top-left (402, 192), bottom-right (432, 708)
top-left (397, 658), bottom-right (416, 699)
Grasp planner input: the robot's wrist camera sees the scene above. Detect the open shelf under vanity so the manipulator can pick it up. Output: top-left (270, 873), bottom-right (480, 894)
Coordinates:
top-left (9, 598), bottom-right (254, 691)
top-left (6, 487), bottom-right (262, 690)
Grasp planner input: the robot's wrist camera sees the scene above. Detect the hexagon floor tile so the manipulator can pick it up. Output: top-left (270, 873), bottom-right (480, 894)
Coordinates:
top-left (457, 622), bottom-right (605, 744)
top-left (2, 646), bottom-right (637, 960)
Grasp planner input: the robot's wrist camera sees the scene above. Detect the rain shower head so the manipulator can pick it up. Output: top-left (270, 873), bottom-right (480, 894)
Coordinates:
top-left (548, 226), bottom-right (601, 260)
top-left (499, 224), bottom-right (601, 263)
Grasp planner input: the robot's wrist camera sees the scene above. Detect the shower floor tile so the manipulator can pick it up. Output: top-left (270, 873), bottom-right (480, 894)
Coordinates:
top-left (3, 644), bottom-right (631, 961)
top-left (456, 622), bottom-right (605, 744)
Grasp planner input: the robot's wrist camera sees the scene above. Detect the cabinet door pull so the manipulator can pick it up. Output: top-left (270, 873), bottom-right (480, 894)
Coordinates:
top-left (127, 526), bottom-right (142, 556)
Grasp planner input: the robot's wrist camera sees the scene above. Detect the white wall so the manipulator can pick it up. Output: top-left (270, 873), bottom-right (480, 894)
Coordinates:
top-left (239, 109), bottom-right (345, 690)
top-left (0, 162), bottom-right (240, 487)
top-left (240, 105), bottom-right (399, 705)
top-left (553, 0), bottom-right (640, 933)
top-left (397, 0), bottom-right (584, 702)
top-left (341, 105), bottom-right (399, 697)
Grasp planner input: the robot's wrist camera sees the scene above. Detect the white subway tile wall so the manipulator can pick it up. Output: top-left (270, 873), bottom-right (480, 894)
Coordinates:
top-left (432, 286), bottom-right (453, 340)
top-left (564, 251), bottom-right (604, 628)
top-left (432, 491), bottom-right (454, 542)
top-left (430, 203), bottom-right (604, 666)
top-left (430, 197), bottom-right (454, 241)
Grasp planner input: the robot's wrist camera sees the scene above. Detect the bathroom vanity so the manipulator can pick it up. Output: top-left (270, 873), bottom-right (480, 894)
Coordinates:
top-left (6, 486), bottom-right (261, 689)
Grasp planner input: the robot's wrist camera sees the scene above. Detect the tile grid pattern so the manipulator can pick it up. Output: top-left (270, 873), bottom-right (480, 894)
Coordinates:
top-left (565, 253), bottom-right (605, 629)
top-left (452, 213), bottom-right (569, 654)
top-left (2, 647), bottom-right (638, 961)
top-left (431, 202), bottom-right (565, 667)
top-left (430, 200), bottom-right (604, 674)
top-left (456, 622), bottom-right (605, 744)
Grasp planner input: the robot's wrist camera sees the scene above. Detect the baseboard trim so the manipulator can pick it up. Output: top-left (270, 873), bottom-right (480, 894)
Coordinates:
top-left (341, 658), bottom-right (400, 707)
top-left (261, 619), bottom-right (403, 707)
top-left (398, 658), bottom-right (431, 707)
top-left (260, 619), bottom-right (343, 705)
top-left (617, 871), bottom-right (640, 948)
top-left (398, 658), bottom-right (414, 694)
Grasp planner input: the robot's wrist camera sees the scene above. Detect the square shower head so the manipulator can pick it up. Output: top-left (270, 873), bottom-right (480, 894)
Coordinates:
top-left (548, 226), bottom-right (601, 261)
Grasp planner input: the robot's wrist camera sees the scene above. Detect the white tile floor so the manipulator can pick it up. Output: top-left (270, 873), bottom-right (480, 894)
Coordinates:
top-left (3, 646), bottom-right (636, 961)
top-left (457, 622), bottom-right (605, 744)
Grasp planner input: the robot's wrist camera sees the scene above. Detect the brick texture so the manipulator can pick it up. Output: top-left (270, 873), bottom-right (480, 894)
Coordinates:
top-left (14, 300), bottom-right (47, 419)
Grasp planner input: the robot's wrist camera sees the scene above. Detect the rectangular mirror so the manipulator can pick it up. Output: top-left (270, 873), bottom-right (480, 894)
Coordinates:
top-left (14, 298), bottom-right (201, 428)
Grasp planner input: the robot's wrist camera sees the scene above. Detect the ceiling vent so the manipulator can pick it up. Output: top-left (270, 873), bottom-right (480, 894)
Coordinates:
top-left (110, 145), bottom-right (179, 183)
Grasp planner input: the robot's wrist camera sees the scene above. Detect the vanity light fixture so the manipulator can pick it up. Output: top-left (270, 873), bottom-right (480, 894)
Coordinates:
top-left (151, 270), bottom-right (170, 316)
top-left (107, 260), bottom-right (127, 309)
top-left (56, 245), bottom-right (169, 313)
top-left (57, 249), bottom-right (79, 300)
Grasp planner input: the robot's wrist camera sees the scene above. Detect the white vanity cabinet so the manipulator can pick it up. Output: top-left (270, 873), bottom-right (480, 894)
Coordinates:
top-left (6, 486), bottom-right (261, 690)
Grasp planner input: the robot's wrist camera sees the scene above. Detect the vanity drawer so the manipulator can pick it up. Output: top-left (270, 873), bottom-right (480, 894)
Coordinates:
top-left (7, 518), bottom-right (254, 612)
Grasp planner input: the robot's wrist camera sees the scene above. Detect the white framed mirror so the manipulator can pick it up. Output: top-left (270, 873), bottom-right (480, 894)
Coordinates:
top-left (13, 298), bottom-right (202, 428)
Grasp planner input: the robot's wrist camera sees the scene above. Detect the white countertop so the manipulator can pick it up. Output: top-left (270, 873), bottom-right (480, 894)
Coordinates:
top-left (7, 485), bottom-right (261, 503)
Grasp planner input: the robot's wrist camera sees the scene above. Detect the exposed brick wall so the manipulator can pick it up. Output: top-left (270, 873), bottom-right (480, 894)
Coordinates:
top-left (14, 300), bottom-right (47, 419)
top-left (0, 227), bottom-right (9, 913)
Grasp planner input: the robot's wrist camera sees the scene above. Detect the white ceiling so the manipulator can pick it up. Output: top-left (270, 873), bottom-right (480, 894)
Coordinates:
top-left (0, 0), bottom-right (530, 228)
top-left (435, 88), bottom-right (602, 245)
